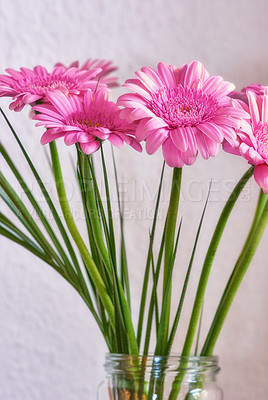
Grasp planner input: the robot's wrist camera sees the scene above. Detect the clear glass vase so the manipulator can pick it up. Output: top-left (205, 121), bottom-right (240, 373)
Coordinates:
top-left (99, 354), bottom-right (223, 400)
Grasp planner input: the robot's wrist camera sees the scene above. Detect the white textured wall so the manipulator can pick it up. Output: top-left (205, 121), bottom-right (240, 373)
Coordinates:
top-left (0, 1), bottom-right (267, 399)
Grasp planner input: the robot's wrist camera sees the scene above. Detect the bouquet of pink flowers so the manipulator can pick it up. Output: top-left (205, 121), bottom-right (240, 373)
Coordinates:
top-left (0, 59), bottom-right (267, 399)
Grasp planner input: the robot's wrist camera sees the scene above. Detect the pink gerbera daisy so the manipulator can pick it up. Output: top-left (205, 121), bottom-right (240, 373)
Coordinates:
top-left (117, 61), bottom-right (249, 167)
top-left (0, 65), bottom-right (105, 111)
top-left (32, 89), bottom-right (142, 154)
top-left (229, 84), bottom-right (265, 104)
top-left (55, 58), bottom-right (118, 88)
top-left (223, 88), bottom-right (268, 194)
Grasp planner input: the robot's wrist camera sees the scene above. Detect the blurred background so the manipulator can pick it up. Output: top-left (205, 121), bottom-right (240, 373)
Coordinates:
top-left (0, 1), bottom-right (267, 399)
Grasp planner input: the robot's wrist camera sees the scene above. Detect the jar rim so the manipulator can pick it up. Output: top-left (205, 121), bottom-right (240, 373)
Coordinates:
top-left (104, 353), bottom-right (220, 375)
top-left (105, 353), bottom-right (218, 362)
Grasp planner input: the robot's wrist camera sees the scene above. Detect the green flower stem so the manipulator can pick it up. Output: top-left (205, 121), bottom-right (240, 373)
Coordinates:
top-left (181, 166), bottom-right (254, 357)
top-left (168, 166), bottom-right (254, 400)
top-left (80, 152), bottom-right (112, 271)
top-left (78, 152), bottom-right (113, 296)
top-left (143, 224), bottom-right (166, 356)
top-left (0, 224), bottom-right (62, 272)
top-left (0, 225), bottom-right (100, 325)
top-left (165, 184), bottom-right (211, 356)
top-left (201, 191), bottom-right (268, 356)
top-left (248, 188), bottom-right (267, 231)
top-left (49, 141), bottom-right (115, 325)
top-left (112, 148), bottom-right (131, 308)
top-left (161, 167), bottom-right (182, 351)
top-left (200, 189), bottom-right (267, 357)
top-left (100, 146), bottom-right (117, 269)
top-left (0, 171), bottom-right (64, 267)
top-left (0, 108), bottom-right (82, 282)
top-left (0, 142), bottom-right (80, 286)
top-left (0, 216), bottom-right (93, 312)
top-left (137, 162), bottom-right (165, 349)
top-left (80, 151), bottom-right (139, 355)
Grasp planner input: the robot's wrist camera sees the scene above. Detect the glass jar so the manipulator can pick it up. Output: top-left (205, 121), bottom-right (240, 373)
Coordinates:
top-left (99, 354), bottom-right (223, 400)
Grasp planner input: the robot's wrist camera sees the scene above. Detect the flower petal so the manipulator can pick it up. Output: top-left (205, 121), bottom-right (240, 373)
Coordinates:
top-left (261, 89), bottom-right (268, 122)
top-left (186, 126), bottom-right (198, 155)
top-left (145, 129), bottom-right (168, 154)
top-left (247, 91), bottom-right (260, 129)
top-left (198, 122), bottom-right (224, 143)
top-left (123, 79), bottom-right (151, 100)
top-left (40, 130), bottom-right (65, 145)
top-left (170, 127), bottom-right (188, 152)
top-left (254, 164), bottom-right (268, 193)
top-left (135, 70), bottom-right (160, 92)
top-left (222, 140), bottom-right (241, 155)
top-left (80, 140), bottom-right (100, 154)
top-left (64, 133), bottom-right (79, 145)
top-left (46, 90), bottom-right (76, 116)
top-left (157, 63), bottom-right (177, 87)
top-left (136, 117), bottom-right (167, 142)
top-left (216, 107), bottom-right (250, 119)
top-left (219, 125), bottom-right (237, 144)
top-left (108, 134), bottom-right (124, 148)
top-left (196, 130), bottom-right (220, 158)
top-left (184, 60), bottom-right (206, 87)
top-left (162, 138), bottom-right (184, 167)
top-left (141, 66), bottom-right (164, 87)
top-left (135, 118), bottom-right (152, 141)
top-left (202, 76), bottom-right (223, 95)
top-left (130, 140), bottom-right (143, 152)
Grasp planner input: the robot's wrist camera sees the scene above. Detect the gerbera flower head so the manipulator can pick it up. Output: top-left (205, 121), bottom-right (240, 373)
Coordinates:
top-left (223, 88), bottom-right (268, 193)
top-left (229, 84), bottom-right (265, 104)
top-left (32, 89), bottom-right (142, 155)
top-left (0, 64), bottom-right (106, 111)
top-left (55, 58), bottom-right (119, 88)
top-left (117, 61), bottom-right (249, 167)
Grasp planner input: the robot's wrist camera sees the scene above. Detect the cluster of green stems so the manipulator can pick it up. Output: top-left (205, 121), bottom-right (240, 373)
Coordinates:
top-left (0, 108), bottom-right (267, 399)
